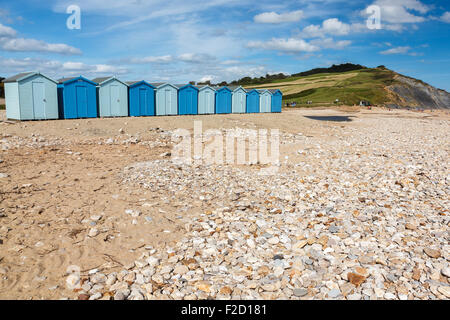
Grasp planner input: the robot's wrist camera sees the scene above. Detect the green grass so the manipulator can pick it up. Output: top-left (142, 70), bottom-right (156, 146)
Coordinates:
top-left (279, 68), bottom-right (397, 105)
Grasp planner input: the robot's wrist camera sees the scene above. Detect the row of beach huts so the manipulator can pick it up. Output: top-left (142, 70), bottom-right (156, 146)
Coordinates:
top-left (2, 72), bottom-right (282, 120)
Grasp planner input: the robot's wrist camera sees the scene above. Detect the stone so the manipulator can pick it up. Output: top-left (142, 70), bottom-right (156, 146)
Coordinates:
top-left (88, 228), bottom-right (99, 237)
top-left (339, 282), bottom-right (355, 296)
top-left (423, 248), bottom-right (441, 258)
top-left (441, 267), bottom-right (450, 278)
top-left (106, 274), bottom-right (117, 286)
top-left (128, 290), bottom-right (145, 300)
top-left (405, 223), bottom-right (417, 230)
top-left (219, 286), bottom-right (233, 295)
top-left (328, 289), bottom-right (341, 298)
top-left (347, 273), bottom-right (366, 287)
top-left (317, 235), bottom-right (329, 248)
top-left (293, 288), bottom-right (308, 297)
top-left (78, 294), bottom-right (90, 300)
top-left (354, 267), bottom-right (369, 277)
top-left (412, 267), bottom-right (421, 281)
top-left (123, 272), bottom-right (135, 282)
top-left (258, 266), bottom-right (270, 276)
top-left (437, 286), bottom-right (450, 298)
top-left (173, 265), bottom-right (189, 275)
top-left (384, 292), bottom-right (396, 300)
top-left (195, 281), bottom-right (211, 293)
top-left (89, 292), bottom-right (102, 300)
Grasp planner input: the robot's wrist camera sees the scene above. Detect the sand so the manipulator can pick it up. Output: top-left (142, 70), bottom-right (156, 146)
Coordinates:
top-left (0, 106), bottom-right (448, 299)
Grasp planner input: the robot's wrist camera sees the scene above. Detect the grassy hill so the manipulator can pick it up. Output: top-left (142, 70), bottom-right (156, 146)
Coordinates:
top-left (244, 67), bottom-right (395, 107)
top-left (241, 65), bottom-right (449, 109)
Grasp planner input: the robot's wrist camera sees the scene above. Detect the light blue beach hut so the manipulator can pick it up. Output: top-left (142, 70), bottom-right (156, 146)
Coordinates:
top-left (231, 86), bottom-right (247, 113)
top-left (197, 85), bottom-right (215, 114)
top-left (92, 77), bottom-right (128, 117)
top-left (3, 72), bottom-right (58, 120)
top-left (258, 89), bottom-right (272, 113)
top-left (153, 83), bottom-right (178, 116)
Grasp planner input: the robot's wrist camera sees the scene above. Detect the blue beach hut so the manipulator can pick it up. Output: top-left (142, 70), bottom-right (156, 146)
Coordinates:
top-left (92, 76), bottom-right (128, 117)
top-left (3, 72), bottom-right (58, 120)
top-left (57, 76), bottom-right (97, 119)
top-left (127, 81), bottom-right (155, 117)
top-left (177, 84), bottom-right (198, 115)
top-left (270, 89), bottom-right (282, 113)
top-left (197, 85), bottom-right (215, 114)
top-left (215, 87), bottom-right (232, 114)
top-left (246, 89), bottom-right (260, 113)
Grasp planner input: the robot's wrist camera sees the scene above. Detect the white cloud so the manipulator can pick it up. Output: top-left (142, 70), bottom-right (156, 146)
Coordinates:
top-left (126, 55), bottom-right (174, 64)
top-left (380, 46), bottom-right (411, 54)
top-left (0, 23), bottom-right (17, 37)
top-left (310, 38), bottom-right (352, 49)
top-left (0, 38), bottom-right (82, 55)
top-left (0, 56), bottom-right (127, 77)
top-left (123, 53), bottom-right (216, 65)
top-left (178, 53), bottom-right (216, 64)
top-left (441, 12), bottom-right (450, 23)
top-left (365, 0), bottom-right (429, 24)
top-left (254, 10), bottom-right (303, 24)
top-left (199, 75), bottom-right (214, 82)
top-left (301, 18), bottom-right (351, 38)
top-left (0, 23), bottom-right (81, 55)
top-left (247, 38), bottom-right (318, 53)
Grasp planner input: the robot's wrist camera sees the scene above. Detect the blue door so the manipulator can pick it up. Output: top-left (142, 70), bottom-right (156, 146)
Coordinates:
top-left (246, 91), bottom-right (260, 113)
top-left (32, 82), bottom-right (46, 119)
top-left (139, 88), bottom-right (147, 115)
top-left (216, 89), bottom-right (232, 114)
top-left (76, 85), bottom-right (88, 118)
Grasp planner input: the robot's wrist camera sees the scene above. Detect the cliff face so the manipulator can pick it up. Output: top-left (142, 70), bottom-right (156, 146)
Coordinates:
top-left (387, 75), bottom-right (450, 109)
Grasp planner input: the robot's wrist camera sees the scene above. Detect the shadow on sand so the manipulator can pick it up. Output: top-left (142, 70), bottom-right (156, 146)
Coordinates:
top-left (303, 115), bottom-right (355, 122)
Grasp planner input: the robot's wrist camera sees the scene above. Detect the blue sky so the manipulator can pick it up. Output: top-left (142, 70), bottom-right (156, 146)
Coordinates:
top-left (0, 0), bottom-right (449, 90)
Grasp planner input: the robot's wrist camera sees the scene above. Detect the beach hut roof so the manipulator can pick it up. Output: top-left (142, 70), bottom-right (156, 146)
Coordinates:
top-left (229, 85), bottom-right (247, 92)
top-left (196, 85), bottom-right (216, 91)
top-left (216, 86), bottom-right (231, 92)
top-left (176, 84), bottom-right (199, 90)
top-left (58, 76), bottom-right (97, 85)
top-left (3, 71), bottom-right (57, 84)
top-left (92, 76), bottom-right (128, 86)
top-left (126, 80), bottom-right (155, 88)
top-left (153, 83), bottom-right (178, 90)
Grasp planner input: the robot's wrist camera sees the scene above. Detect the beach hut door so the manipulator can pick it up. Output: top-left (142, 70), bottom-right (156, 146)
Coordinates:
top-left (32, 82), bottom-right (46, 119)
top-left (76, 86), bottom-right (88, 118)
top-left (139, 88), bottom-right (147, 115)
top-left (165, 89), bottom-right (171, 114)
top-left (110, 85), bottom-right (120, 115)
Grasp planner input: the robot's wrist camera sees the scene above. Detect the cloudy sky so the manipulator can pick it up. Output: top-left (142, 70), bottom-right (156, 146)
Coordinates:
top-left (0, 0), bottom-right (449, 90)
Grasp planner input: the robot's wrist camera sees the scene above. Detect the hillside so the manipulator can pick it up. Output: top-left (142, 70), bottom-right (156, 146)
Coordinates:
top-left (242, 65), bottom-right (450, 109)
